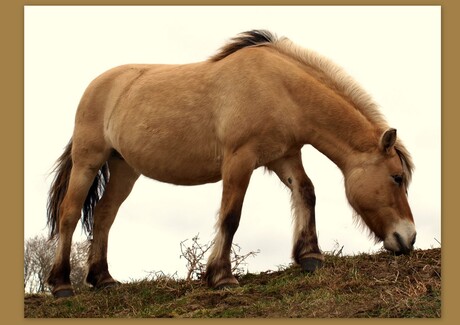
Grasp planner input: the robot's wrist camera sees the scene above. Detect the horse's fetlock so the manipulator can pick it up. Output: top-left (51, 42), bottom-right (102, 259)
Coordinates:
top-left (204, 259), bottom-right (234, 288)
top-left (86, 260), bottom-right (112, 287)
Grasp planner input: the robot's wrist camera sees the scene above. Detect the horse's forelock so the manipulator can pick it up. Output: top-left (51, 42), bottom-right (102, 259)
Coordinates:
top-left (395, 141), bottom-right (414, 187)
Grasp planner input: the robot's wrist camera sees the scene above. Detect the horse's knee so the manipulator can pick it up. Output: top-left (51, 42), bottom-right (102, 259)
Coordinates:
top-left (298, 178), bottom-right (316, 208)
top-left (219, 208), bottom-right (241, 241)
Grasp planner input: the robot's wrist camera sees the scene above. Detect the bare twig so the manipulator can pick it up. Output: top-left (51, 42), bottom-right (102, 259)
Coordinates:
top-left (180, 234), bottom-right (259, 281)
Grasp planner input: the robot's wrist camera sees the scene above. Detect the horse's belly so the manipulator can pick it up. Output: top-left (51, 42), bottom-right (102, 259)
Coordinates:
top-left (115, 133), bottom-right (223, 186)
top-left (139, 153), bottom-right (223, 186)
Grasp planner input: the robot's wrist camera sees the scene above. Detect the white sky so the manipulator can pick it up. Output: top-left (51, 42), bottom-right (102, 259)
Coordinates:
top-left (24, 6), bottom-right (441, 282)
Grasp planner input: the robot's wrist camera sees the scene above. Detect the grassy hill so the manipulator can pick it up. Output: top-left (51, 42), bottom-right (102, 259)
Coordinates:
top-left (24, 248), bottom-right (440, 318)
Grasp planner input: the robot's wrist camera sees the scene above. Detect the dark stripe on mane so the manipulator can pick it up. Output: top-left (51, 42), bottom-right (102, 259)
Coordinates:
top-left (210, 30), bottom-right (276, 62)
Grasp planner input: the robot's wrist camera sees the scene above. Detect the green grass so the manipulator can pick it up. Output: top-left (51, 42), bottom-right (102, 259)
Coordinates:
top-left (24, 248), bottom-right (440, 318)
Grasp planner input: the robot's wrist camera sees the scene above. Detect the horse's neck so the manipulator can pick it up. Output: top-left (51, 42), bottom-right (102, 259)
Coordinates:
top-left (296, 91), bottom-right (380, 174)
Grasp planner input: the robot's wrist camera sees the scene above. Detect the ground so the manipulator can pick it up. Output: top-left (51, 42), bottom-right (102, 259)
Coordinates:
top-left (24, 248), bottom-right (440, 318)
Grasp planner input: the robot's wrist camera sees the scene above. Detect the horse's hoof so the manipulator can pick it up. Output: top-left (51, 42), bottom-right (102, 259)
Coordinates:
top-left (53, 288), bottom-right (75, 298)
top-left (96, 281), bottom-right (121, 291)
top-left (215, 283), bottom-right (239, 290)
top-left (300, 257), bottom-right (323, 273)
top-left (213, 277), bottom-right (239, 290)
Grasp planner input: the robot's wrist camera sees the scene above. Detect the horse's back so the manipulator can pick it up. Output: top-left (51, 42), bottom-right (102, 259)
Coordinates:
top-left (73, 49), bottom-right (302, 185)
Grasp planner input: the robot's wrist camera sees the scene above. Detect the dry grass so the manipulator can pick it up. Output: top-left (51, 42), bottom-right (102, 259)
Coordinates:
top-left (24, 248), bottom-right (440, 318)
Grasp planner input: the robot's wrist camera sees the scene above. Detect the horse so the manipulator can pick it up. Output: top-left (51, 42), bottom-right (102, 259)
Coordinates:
top-left (46, 30), bottom-right (416, 298)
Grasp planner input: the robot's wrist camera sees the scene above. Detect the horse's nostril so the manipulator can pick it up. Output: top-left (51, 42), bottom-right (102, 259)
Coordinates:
top-left (393, 232), bottom-right (412, 255)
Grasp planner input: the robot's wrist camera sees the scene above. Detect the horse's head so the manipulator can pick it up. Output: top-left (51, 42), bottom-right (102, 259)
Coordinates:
top-left (345, 128), bottom-right (416, 255)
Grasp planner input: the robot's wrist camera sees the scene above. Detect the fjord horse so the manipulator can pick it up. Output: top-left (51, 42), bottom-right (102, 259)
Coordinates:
top-left (46, 30), bottom-right (415, 297)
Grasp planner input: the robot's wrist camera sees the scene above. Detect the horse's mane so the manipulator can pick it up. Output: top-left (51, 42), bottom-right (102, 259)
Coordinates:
top-left (210, 30), bottom-right (276, 62)
top-left (211, 30), bottom-right (414, 185)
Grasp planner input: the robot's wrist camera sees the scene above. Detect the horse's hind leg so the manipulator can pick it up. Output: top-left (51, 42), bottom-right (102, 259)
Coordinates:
top-left (204, 148), bottom-right (256, 288)
top-left (47, 148), bottom-right (110, 297)
top-left (267, 152), bottom-right (324, 272)
top-left (86, 155), bottom-right (139, 289)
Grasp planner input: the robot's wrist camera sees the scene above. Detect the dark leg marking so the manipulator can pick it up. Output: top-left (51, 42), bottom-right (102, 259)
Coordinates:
top-left (86, 260), bottom-right (112, 288)
top-left (293, 178), bottom-right (323, 271)
top-left (204, 208), bottom-right (242, 288)
top-left (47, 260), bottom-right (75, 297)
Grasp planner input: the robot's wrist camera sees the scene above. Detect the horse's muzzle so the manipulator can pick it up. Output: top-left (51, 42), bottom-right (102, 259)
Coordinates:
top-left (391, 232), bottom-right (415, 255)
top-left (383, 232), bottom-right (416, 256)
top-left (383, 220), bottom-right (416, 255)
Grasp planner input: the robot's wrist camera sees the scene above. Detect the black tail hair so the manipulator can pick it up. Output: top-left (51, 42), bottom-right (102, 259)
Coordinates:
top-left (46, 139), bottom-right (109, 238)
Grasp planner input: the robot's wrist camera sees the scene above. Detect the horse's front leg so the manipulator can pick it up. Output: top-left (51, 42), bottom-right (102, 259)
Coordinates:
top-left (204, 148), bottom-right (256, 288)
top-left (267, 151), bottom-right (324, 272)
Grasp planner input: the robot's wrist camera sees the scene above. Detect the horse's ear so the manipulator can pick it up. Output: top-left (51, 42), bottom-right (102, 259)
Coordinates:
top-left (381, 128), bottom-right (397, 153)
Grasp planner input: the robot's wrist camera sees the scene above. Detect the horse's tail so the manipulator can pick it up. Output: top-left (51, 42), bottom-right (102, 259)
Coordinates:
top-left (46, 139), bottom-right (109, 239)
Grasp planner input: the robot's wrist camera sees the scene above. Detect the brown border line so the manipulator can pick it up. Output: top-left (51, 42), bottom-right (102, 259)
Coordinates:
top-left (4, 0), bottom-right (454, 323)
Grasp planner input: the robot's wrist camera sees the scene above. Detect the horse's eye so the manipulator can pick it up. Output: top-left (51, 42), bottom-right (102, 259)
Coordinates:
top-left (392, 175), bottom-right (403, 186)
